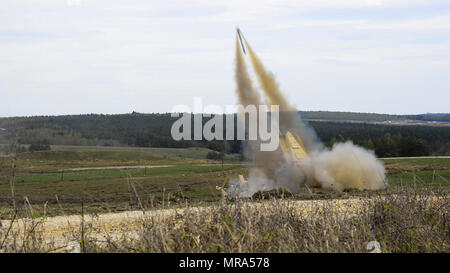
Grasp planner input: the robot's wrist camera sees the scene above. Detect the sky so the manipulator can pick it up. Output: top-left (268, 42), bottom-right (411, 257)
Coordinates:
top-left (0, 0), bottom-right (449, 117)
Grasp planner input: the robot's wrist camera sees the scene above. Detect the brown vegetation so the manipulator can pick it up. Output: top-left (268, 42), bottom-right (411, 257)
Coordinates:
top-left (0, 186), bottom-right (447, 253)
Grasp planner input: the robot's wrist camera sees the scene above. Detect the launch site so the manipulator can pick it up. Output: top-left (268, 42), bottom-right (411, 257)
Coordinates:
top-left (0, 0), bottom-right (448, 262)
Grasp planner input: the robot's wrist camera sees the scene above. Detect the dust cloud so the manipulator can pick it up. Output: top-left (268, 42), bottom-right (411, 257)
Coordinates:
top-left (228, 32), bottom-right (386, 197)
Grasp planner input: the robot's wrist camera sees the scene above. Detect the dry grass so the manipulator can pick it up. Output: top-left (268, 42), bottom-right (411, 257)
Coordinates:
top-left (0, 151), bottom-right (448, 253)
top-left (0, 186), bottom-right (447, 253)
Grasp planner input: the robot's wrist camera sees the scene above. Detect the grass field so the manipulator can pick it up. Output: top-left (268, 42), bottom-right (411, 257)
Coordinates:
top-left (0, 146), bottom-right (448, 218)
top-left (0, 146), bottom-right (245, 217)
top-left (0, 146), bottom-right (448, 253)
top-left (381, 157), bottom-right (450, 188)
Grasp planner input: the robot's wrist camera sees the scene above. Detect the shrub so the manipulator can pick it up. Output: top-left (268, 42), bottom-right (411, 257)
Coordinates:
top-left (28, 140), bottom-right (51, 152)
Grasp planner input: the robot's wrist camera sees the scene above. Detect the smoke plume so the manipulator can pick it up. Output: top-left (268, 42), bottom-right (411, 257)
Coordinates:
top-left (234, 37), bottom-right (261, 107)
top-left (234, 35), bottom-right (285, 180)
top-left (245, 40), bottom-right (323, 153)
top-left (228, 32), bottom-right (386, 197)
top-left (308, 142), bottom-right (387, 191)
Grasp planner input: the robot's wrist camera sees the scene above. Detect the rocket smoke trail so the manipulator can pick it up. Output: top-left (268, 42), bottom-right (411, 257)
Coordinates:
top-left (234, 34), bottom-right (284, 180)
top-left (229, 29), bottom-right (386, 196)
top-left (244, 41), bottom-right (292, 111)
top-left (244, 39), bottom-right (322, 153)
top-left (234, 35), bottom-right (261, 107)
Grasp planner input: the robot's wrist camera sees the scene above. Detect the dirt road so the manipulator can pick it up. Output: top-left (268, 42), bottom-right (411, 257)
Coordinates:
top-left (59, 163), bottom-right (240, 172)
top-left (0, 198), bottom-right (366, 252)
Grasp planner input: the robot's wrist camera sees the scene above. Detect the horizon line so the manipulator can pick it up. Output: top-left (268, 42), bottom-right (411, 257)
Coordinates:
top-left (0, 110), bottom-right (449, 119)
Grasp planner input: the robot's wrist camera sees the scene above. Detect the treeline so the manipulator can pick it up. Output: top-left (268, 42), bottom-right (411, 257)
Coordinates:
top-left (0, 139), bottom-right (51, 155)
top-left (404, 113), bottom-right (450, 122)
top-left (300, 111), bottom-right (450, 122)
top-left (315, 121), bottom-right (450, 156)
top-left (327, 134), bottom-right (431, 157)
top-left (300, 111), bottom-right (404, 121)
top-left (0, 113), bottom-right (449, 156)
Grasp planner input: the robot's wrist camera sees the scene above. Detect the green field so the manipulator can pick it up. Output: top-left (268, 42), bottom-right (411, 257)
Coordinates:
top-left (381, 157), bottom-right (450, 188)
top-left (387, 170), bottom-right (450, 188)
top-left (0, 147), bottom-right (448, 217)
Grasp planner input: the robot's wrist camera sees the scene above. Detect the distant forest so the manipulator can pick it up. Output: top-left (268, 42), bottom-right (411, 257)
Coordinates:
top-left (0, 112), bottom-right (449, 157)
top-left (299, 111), bottom-right (450, 122)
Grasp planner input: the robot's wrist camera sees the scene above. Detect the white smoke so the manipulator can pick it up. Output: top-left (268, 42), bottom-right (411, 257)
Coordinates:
top-left (227, 168), bottom-right (274, 198)
top-left (308, 142), bottom-right (387, 192)
top-left (230, 32), bottom-right (387, 197)
top-left (228, 141), bottom-right (386, 197)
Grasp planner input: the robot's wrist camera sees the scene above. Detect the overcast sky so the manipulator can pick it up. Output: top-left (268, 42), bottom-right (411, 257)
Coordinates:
top-left (1, 0), bottom-right (449, 117)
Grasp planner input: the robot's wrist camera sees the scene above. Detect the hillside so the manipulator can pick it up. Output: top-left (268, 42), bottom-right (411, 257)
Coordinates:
top-left (0, 111), bottom-right (449, 156)
top-left (299, 111), bottom-right (450, 122)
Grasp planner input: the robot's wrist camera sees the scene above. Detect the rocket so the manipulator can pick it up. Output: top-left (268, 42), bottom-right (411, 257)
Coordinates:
top-left (236, 27), bottom-right (246, 54)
